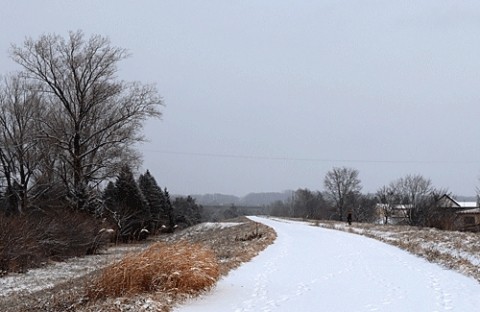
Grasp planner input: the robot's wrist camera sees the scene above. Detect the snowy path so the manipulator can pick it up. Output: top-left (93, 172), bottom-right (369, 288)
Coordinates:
top-left (174, 217), bottom-right (480, 312)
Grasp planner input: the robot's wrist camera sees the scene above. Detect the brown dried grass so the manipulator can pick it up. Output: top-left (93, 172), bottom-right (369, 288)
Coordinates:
top-left (0, 218), bottom-right (276, 311)
top-left (87, 241), bottom-right (220, 300)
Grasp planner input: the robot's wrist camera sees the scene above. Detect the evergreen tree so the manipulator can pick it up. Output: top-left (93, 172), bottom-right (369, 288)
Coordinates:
top-left (162, 188), bottom-right (175, 232)
top-left (107, 165), bottom-right (151, 241)
top-left (173, 195), bottom-right (202, 228)
top-left (103, 181), bottom-right (117, 211)
top-left (138, 170), bottom-right (166, 233)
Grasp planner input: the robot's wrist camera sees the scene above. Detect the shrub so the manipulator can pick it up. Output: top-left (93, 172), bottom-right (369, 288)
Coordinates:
top-left (87, 241), bottom-right (220, 300)
top-left (0, 209), bottom-right (109, 274)
top-left (311, 220), bottom-right (320, 227)
top-left (0, 215), bottom-right (42, 274)
top-left (235, 224), bottom-right (263, 241)
top-left (35, 209), bottom-right (110, 259)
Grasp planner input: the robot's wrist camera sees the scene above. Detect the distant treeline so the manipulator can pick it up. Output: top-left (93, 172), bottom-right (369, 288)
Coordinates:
top-left (191, 191), bottom-right (294, 207)
top-left (201, 205), bottom-right (265, 222)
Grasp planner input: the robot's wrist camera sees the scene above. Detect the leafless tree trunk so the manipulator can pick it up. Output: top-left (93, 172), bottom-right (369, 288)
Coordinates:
top-left (290, 188), bottom-right (327, 219)
top-left (392, 174), bottom-right (433, 225)
top-left (10, 31), bottom-right (163, 211)
top-left (376, 185), bottom-right (398, 224)
top-left (0, 74), bottom-right (44, 213)
top-left (323, 167), bottom-right (362, 221)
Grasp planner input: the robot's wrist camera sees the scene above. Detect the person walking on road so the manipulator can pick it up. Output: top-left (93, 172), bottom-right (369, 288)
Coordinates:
top-left (347, 211), bottom-right (352, 225)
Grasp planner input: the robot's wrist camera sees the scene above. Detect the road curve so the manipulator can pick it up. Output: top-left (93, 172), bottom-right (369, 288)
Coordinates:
top-left (174, 217), bottom-right (480, 312)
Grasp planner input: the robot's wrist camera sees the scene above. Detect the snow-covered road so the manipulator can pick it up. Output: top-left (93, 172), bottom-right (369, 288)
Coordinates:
top-left (174, 217), bottom-right (480, 312)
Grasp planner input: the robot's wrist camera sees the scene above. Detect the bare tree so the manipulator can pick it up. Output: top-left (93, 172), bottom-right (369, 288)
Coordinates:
top-left (423, 188), bottom-right (452, 229)
top-left (350, 193), bottom-right (377, 223)
top-left (323, 167), bottom-right (362, 221)
top-left (376, 185), bottom-right (398, 224)
top-left (10, 31), bottom-right (163, 211)
top-left (0, 74), bottom-right (44, 213)
top-left (291, 188), bottom-right (328, 219)
top-left (392, 174), bottom-right (433, 225)
top-left (267, 200), bottom-right (290, 218)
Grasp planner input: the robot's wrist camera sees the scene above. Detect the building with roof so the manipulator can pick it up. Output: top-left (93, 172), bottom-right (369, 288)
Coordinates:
top-left (436, 194), bottom-right (480, 232)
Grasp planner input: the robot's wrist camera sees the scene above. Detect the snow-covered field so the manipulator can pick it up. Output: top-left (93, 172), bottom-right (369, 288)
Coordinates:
top-left (174, 217), bottom-right (480, 312)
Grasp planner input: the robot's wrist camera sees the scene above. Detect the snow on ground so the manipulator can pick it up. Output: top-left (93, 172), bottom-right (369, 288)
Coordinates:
top-left (0, 221), bottom-right (242, 299)
top-left (174, 216), bottom-right (480, 312)
top-left (325, 222), bottom-right (480, 278)
top-left (195, 222), bottom-right (243, 230)
top-left (0, 244), bottom-right (147, 297)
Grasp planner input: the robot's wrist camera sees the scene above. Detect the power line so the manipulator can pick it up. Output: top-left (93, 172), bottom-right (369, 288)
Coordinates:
top-left (142, 149), bottom-right (480, 165)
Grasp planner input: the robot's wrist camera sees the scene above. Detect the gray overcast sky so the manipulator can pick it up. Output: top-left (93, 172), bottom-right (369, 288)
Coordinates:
top-left (2, 0), bottom-right (480, 196)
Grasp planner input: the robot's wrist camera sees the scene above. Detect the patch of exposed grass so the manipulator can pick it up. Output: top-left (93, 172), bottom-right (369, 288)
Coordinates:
top-left (164, 217), bottom-right (277, 276)
top-left (87, 241), bottom-right (219, 300)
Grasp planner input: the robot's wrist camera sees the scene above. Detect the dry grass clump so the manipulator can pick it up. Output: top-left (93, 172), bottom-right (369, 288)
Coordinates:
top-left (163, 218), bottom-right (277, 276)
top-left (87, 241), bottom-right (219, 300)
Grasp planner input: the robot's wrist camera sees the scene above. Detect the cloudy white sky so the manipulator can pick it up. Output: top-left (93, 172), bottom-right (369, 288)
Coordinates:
top-left (2, 1), bottom-right (480, 196)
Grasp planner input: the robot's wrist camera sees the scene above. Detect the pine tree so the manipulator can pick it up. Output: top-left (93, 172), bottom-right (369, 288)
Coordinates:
top-left (108, 165), bottom-right (151, 241)
top-left (138, 170), bottom-right (165, 233)
top-left (163, 188), bottom-right (175, 232)
top-left (173, 195), bottom-right (202, 228)
top-left (103, 181), bottom-right (117, 211)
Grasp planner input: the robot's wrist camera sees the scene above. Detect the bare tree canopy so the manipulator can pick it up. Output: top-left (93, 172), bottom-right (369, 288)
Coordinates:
top-left (291, 188), bottom-right (327, 219)
top-left (376, 185), bottom-right (398, 225)
top-left (9, 30), bottom-right (163, 211)
top-left (390, 174), bottom-right (433, 225)
top-left (0, 74), bottom-right (45, 213)
top-left (324, 166), bottom-right (362, 221)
